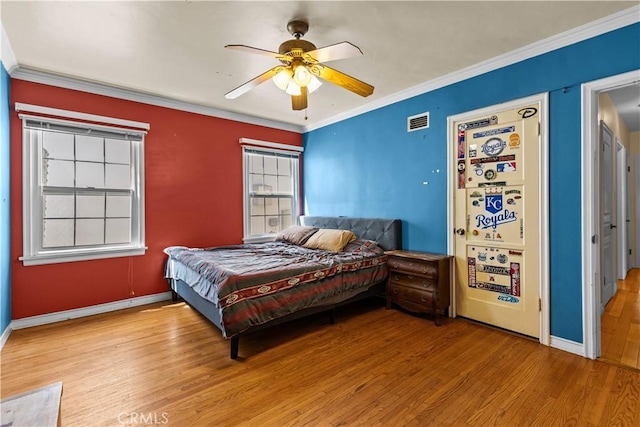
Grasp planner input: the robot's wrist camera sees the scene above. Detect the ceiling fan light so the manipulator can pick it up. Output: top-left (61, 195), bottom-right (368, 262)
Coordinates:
top-left (272, 68), bottom-right (292, 91)
top-left (285, 81), bottom-right (301, 96)
top-left (307, 76), bottom-right (322, 94)
top-left (293, 65), bottom-right (312, 87)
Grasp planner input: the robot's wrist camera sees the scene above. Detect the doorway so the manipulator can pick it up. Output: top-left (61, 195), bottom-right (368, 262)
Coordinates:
top-left (581, 69), bottom-right (640, 364)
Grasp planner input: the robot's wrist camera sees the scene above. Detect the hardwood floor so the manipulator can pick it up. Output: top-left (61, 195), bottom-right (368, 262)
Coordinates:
top-left (2, 298), bottom-right (640, 426)
top-left (602, 268), bottom-right (640, 370)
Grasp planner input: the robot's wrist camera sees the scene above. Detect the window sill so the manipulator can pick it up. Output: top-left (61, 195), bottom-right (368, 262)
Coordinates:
top-left (20, 246), bottom-right (147, 266)
top-left (242, 236), bottom-right (276, 244)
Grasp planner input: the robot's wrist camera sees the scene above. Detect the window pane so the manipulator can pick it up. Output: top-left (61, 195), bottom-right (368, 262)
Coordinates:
top-left (278, 197), bottom-right (293, 217)
top-left (277, 158), bottom-right (291, 176)
top-left (76, 162), bottom-right (104, 188)
top-left (250, 197), bottom-right (265, 216)
top-left (42, 131), bottom-right (74, 160)
top-left (77, 193), bottom-right (105, 218)
top-left (105, 164), bottom-right (131, 189)
top-left (43, 219), bottom-right (74, 247)
top-left (43, 159), bottom-right (74, 187)
top-left (264, 157), bottom-right (277, 175)
top-left (43, 194), bottom-right (74, 218)
top-left (105, 139), bottom-right (130, 164)
top-left (105, 218), bottom-right (131, 244)
top-left (250, 174), bottom-right (264, 192)
top-left (264, 175), bottom-right (277, 191)
top-left (76, 135), bottom-right (104, 162)
top-left (277, 176), bottom-right (292, 194)
top-left (281, 215), bottom-right (293, 229)
top-left (266, 216), bottom-right (279, 234)
top-left (265, 198), bottom-right (278, 215)
top-left (106, 194), bottom-right (131, 217)
top-left (251, 216), bottom-right (265, 235)
top-left (76, 218), bottom-right (104, 245)
top-left (249, 154), bottom-right (263, 173)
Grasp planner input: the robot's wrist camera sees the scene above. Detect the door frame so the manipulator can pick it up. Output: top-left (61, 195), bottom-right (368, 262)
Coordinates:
top-left (447, 93), bottom-right (550, 346)
top-left (581, 69), bottom-right (640, 359)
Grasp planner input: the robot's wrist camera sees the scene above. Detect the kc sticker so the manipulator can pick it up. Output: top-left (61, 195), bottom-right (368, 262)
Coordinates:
top-left (485, 194), bottom-right (503, 214)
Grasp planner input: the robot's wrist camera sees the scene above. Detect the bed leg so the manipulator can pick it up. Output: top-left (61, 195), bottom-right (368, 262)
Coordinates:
top-left (171, 290), bottom-right (178, 302)
top-left (230, 337), bottom-right (239, 359)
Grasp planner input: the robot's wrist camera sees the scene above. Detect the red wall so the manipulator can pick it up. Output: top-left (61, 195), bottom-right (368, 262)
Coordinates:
top-left (10, 80), bottom-right (302, 319)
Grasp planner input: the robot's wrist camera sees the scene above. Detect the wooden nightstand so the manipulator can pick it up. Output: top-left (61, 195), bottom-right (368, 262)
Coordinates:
top-left (385, 250), bottom-right (452, 325)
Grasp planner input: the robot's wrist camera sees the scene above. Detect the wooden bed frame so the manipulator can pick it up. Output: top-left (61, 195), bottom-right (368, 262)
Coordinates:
top-left (167, 216), bottom-right (402, 359)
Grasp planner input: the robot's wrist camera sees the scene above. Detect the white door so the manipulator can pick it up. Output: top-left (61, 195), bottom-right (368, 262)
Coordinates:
top-left (453, 101), bottom-right (542, 338)
top-left (600, 122), bottom-right (615, 307)
top-left (616, 141), bottom-right (628, 279)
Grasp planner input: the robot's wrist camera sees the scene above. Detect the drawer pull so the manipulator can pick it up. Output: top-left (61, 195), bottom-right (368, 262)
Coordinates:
top-left (421, 296), bottom-right (427, 303)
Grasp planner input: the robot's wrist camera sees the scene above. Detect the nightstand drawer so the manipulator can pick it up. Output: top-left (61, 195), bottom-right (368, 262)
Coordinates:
top-left (389, 272), bottom-right (435, 290)
top-left (387, 257), bottom-right (437, 278)
top-left (388, 284), bottom-right (433, 312)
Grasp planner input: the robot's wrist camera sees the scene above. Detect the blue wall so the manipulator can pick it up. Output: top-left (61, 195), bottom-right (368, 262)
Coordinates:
top-left (1, 60), bottom-right (10, 337)
top-left (303, 24), bottom-right (640, 343)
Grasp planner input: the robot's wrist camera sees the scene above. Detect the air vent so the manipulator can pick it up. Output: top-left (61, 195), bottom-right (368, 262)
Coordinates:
top-left (407, 112), bottom-right (429, 132)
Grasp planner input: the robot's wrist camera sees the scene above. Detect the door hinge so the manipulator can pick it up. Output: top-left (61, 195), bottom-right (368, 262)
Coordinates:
top-left (538, 122), bottom-right (541, 136)
top-left (538, 298), bottom-right (542, 312)
top-left (629, 166), bottom-right (632, 172)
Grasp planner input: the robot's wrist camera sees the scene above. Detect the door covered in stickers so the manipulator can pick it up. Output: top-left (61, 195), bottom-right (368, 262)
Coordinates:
top-left (453, 102), bottom-right (541, 338)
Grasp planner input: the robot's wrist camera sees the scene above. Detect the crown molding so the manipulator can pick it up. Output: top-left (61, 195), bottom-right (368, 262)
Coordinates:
top-left (1, 24), bottom-right (18, 73)
top-left (10, 67), bottom-right (305, 134)
top-left (303, 5), bottom-right (640, 132)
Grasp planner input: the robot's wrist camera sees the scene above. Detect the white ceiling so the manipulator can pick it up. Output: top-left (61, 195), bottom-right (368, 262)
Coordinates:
top-left (2, 1), bottom-right (638, 131)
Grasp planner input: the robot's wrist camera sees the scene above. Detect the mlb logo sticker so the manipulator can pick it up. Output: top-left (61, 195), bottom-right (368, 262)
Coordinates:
top-left (497, 162), bottom-right (517, 172)
top-left (485, 194), bottom-right (502, 214)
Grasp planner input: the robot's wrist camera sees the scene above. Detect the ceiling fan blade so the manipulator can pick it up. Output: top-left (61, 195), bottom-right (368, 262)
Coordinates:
top-left (225, 66), bottom-right (285, 99)
top-left (302, 42), bottom-right (363, 64)
top-left (310, 64), bottom-right (374, 97)
top-left (292, 86), bottom-right (308, 110)
top-left (225, 45), bottom-right (292, 62)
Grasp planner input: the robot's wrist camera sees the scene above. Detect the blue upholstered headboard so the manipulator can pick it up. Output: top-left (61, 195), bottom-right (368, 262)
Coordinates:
top-left (300, 216), bottom-right (402, 251)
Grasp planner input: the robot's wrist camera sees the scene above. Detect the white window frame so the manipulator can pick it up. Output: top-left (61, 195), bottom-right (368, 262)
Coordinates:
top-left (16, 103), bottom-right (149, 266)
top-left (240, 138), bottom-right (303, 243)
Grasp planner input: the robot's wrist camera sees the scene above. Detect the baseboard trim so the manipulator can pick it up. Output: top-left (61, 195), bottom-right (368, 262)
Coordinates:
top-left (0, 323), bottom-right (12, 351)
top-left (11, 292), bottom-right (173, 330)
top-left (550, 335), bottom-right (586, 357)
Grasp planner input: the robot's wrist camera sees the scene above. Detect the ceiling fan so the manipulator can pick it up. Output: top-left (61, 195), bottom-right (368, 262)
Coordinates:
top-left (224, 20), bottom-right (374, 111)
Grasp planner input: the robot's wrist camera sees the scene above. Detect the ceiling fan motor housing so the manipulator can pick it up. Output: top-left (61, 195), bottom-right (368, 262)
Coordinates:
top-left (279, 39), bottom-right (317, 57)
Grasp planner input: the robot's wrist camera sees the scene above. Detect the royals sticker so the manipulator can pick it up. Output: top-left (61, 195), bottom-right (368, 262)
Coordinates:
top-left (467, 186), bottom-right (524, 244)
top-left (481, 138), bottom-right (507, 156)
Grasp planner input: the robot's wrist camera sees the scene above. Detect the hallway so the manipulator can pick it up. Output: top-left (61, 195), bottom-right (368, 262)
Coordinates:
top-left (601, 268), bottom-right (640, 370)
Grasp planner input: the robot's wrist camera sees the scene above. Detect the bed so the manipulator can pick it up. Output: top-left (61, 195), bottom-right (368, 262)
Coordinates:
top-left (164, 216), bottom-right (402, 359)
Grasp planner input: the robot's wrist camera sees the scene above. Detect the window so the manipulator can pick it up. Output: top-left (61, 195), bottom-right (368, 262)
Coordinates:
top-left (18, 103), bottom-right (148, 265)
top-left (240, 138), bottom-right (302, 242)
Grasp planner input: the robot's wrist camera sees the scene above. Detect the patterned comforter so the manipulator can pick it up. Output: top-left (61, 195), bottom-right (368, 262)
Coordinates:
top-left (164, 239), bottom-right (388, 338)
